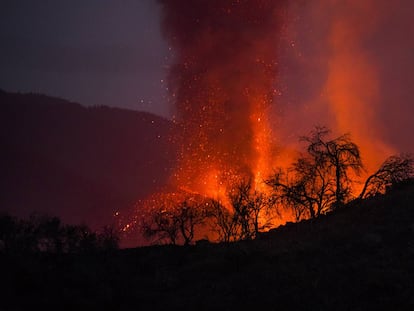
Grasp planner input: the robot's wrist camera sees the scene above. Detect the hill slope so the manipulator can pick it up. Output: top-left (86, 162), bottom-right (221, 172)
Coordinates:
top-left (1, 181), bottom-right (413, 310)
top-left (0, 90), bottom-right (177, 230)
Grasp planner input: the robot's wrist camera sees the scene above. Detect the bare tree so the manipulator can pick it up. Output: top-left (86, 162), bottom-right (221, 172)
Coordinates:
top-left (268, 158), bottom-right (335, 221)
top-left (301, 126), bottom-right (363, 208)
top-left (141, 193), bottom-right (209, 245)
top-left (97, 225), bottom-right (120, 250)
top-left (208, 179), bottom-right (272, 242)
top-left (175, 199), bottom-right (209, 245)
top-left (359, 153), bottom-right (414, 199)
top-left (141, 202), bottom-right (180, 245)
top-left (207, 199), bottom-right (239, 243)
top-left (268, 126), bottom-right (363, 220)
top-left (0, 212), bottom-right (118, 253)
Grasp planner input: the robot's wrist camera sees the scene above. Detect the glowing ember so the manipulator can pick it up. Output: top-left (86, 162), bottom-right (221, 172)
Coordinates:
top-left (120, 1), bottom-right (289, 242)
top-left (122, 1), bottom-right (403, 244)
top-left (161, 0), bottom-right (286, 198)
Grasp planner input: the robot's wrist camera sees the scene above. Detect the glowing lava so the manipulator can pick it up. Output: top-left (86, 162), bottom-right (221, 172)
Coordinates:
top-left (123, 1), bottom-right (403, 246)
top-left (160, 0), bottom-right (287, 199)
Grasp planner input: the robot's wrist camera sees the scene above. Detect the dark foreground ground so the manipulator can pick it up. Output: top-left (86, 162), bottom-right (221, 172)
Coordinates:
top-left (1, 182), bottom-right (414, 310)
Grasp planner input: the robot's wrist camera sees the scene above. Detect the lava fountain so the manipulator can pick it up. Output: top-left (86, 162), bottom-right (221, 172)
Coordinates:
top-left (161, 0), bottom-right (287, 197)
top-left (119, 1), bottom-right (411, 247)
top-left (120, 0), bottom-right (289, 245)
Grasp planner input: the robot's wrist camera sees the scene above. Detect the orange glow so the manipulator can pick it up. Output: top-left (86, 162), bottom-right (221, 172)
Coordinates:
top-left (324, 0), bottom-right (394, 173)
top-left (251, 97), bottom-right (274, 193)
top-left (124, 1), bottom-right (404, 245)
top-left (124, 2), bottom-right (294, 240)
top-left (160, 1), bottom-right (287, 206)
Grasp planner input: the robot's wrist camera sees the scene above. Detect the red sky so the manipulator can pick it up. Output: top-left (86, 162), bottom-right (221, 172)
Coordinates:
top-left (1, 0), bottom-right (413, 156)
top-left (276, 0), bottom-right (414, 160)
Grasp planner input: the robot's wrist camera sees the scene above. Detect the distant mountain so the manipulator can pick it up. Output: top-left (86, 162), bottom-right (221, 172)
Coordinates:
top-left (0, 89), bottom-right (177, 230)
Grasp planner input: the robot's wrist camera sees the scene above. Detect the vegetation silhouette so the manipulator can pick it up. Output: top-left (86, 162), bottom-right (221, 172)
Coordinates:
top-left (0, 213), bottom-right (119, 254)
top-left (2, 90), bottom-right (414, 309)
top-left (208, 178), bottom-right (274, 242)
top-left (1, 179), bottom-right (414, 310)
top-left (359, 153), bottom-right (414, 199)
top-left (268, 126), bottom-right (364, 221)
top-left (141, 126), bottom-right (413, 245)
top-left (141, 193), bottom-right (210, 246)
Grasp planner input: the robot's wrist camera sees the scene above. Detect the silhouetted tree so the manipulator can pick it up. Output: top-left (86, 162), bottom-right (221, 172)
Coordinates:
top-left (268, 126), bottom-right (363, 220)
top-left (209, 179), bottom-right (272, 242)
top-left (267, 164), bottom-right (335, 221)
top-left (32, 215), bottom-right (64, 252)
top-left (0, 213), bottom-right (19, 252)
top-left (302, 126), bottom-right (363, 208)
top-left (141, 194), bottom-right (209, 245)
top-left (76, 225), bottom-right (100, 252)
top-left (63, 224), bottom-right (86, 252)
top-left (0, 212), bottom-right (119, 253)
top-left (359, 153), bottom-right (414, 199)
top-left (142, 207), bottom-right (179, 245)
top-left (97, 225), bottom-right (120, 250)
top-left (175, 199), bottom-right (208, 245)
top-left (228, 179), bottom-right (272, 240)
top-left (208, 199), bottom-right (239, 242)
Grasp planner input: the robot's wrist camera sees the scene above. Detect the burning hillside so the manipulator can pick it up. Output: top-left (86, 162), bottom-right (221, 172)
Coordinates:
top-left (123, 0), bottom-right (412, 246)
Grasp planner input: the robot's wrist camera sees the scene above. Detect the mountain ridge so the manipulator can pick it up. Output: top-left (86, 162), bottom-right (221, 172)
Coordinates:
top-left (0, 90), bottom-right (177, 231)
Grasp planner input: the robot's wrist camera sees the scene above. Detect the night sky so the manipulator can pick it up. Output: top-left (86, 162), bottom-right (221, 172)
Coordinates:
top-left (0, 0), bottom-right (170, 117)
top-left (1, 0), bottom-right (413, 154)
top-left (1, 0), bottom-right (414, 249)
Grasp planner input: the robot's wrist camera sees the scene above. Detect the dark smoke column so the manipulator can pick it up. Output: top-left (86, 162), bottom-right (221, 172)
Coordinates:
top-left (160, 0), bottom-right (286, 195)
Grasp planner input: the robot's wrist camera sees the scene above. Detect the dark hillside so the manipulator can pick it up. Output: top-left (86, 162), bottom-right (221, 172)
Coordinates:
top-left (1, 181), bottom-right (413, 310)
top-left (0, 90), bottom-right (177, 230)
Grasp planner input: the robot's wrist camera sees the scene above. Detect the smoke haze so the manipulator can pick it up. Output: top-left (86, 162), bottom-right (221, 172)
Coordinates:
top-left (277, 0), bottom-right (414, 171)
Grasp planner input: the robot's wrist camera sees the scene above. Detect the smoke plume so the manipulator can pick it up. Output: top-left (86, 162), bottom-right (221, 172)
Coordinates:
top-left (274, 0), bottom-right (414, 177)
top-left (159, 0), bottom-right (287, 196)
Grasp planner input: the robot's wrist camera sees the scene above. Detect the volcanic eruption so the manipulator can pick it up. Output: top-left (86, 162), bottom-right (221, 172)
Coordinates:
top-left (161, 0), bottom-right (287, 197)
top-left (123, 0), bottom-right (408, 246)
